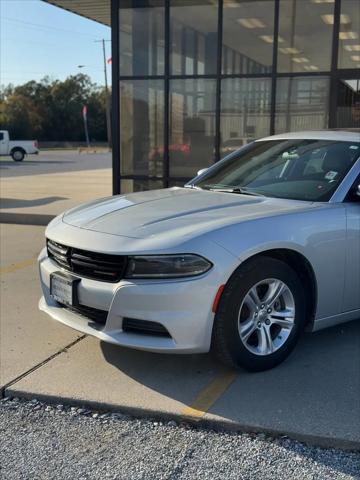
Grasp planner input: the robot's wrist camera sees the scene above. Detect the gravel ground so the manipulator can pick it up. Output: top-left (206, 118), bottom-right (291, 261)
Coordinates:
top-left (0, 398), bottom-right (359, 480)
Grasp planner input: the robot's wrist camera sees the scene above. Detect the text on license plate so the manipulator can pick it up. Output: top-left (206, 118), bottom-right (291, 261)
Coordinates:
top-left (50, 273), bottom-right (78, 306)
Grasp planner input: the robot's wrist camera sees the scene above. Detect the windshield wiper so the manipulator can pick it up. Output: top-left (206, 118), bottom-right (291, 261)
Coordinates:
top-left (208, 186), bottom-right (266, 197)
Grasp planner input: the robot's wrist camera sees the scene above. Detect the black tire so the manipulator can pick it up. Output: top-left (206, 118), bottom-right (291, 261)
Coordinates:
top-left (212, 257), bottom-right (306, 372)
top-left (11, 148), bottom-right (25, 162)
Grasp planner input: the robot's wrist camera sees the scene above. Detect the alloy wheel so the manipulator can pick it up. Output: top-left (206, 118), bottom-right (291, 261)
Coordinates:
top-left (238, 278), bottom-right (295, 356)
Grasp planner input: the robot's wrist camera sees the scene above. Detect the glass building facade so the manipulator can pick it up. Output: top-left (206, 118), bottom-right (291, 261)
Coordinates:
top-left (111, 0), bottom-right (360, 194)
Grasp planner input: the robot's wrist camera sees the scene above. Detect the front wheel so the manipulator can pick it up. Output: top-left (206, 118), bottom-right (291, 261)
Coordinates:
top-left (11, 149), bottom-right (25, 161)
top-left (212, 257), bottom-right (306, 372)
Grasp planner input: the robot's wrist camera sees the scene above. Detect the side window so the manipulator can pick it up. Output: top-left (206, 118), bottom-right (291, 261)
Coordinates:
top-left (0, 133), bottom-right (4, 141)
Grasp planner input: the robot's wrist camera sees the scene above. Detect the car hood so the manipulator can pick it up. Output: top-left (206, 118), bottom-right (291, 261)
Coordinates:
top-left (62, 187), bottom-right (317, 240)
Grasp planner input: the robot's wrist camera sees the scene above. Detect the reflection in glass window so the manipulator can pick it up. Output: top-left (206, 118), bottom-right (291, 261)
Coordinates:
top-left (278, 0), bottom-right (333, 73)
top-left (120, 80), bottom-right (164, 177)
top-left (119, 1), bottom-right (165, 76)
top-left (169, 79), bottom-right (216, 177)
top-left (121, 179), bottom-right (164, 193)
top-left (275, 77), bottom-right (330, 133)
top-left (338, 0), bottom-right (360, 69)
top-left (170, 0), bottom-right (218, 75)
top-left (336, 79), bottom-right (360, 128)
top-left (168, 179), bottom-right (187, 188)
top-left (220, 78), bottom-right (271, 157)
top-left (222, 0), bottom-right (274, 74)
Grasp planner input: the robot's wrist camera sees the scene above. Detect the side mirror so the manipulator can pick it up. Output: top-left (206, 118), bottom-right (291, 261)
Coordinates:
top-left (356, 184), bottom-right (360, 197)
top-left (197, 168), bottom-right (208, 177)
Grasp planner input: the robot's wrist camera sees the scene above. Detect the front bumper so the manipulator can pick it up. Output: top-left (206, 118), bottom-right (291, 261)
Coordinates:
top-left (38, 246), bottom-right (236, 353)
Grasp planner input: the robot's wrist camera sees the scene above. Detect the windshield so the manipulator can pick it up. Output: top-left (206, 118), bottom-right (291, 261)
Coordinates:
top-left (193, 139), bottom-right (360, 201)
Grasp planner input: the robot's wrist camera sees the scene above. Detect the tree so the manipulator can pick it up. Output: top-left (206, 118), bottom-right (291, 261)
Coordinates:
top-left (0, 74), bottom-right (107, 142)
top-left (1, 93), bottom-right (43, 139)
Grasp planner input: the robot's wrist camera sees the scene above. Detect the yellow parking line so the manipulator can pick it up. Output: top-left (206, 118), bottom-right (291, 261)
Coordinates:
top-left (0, 257), bottom-right (37, 275)
top-left (181, 371), bottom-right (238, 421)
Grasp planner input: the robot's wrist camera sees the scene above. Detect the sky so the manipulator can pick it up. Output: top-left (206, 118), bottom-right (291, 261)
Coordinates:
top-left (0, 0), bottom-right (111, 87)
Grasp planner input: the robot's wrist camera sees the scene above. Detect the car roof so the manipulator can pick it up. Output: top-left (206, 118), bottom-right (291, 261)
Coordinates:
top-left (257, 129), bottom-right (360, 143)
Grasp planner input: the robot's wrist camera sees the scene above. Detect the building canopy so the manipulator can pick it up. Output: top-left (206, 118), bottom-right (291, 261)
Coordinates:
top-left (45, 0), bottom-right (110, 26)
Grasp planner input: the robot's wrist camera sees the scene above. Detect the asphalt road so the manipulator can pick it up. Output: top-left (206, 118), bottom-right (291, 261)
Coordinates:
top-left (0, 150), bottom-right (111, 178)
top-left (1, 398), bottom-right (359, 480)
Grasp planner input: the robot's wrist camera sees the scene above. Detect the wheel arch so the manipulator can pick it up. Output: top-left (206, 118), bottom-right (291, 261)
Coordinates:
top-left (232, 248), bottom-right (318, 330)
top-left (10, 146), bottom-right (26, 155)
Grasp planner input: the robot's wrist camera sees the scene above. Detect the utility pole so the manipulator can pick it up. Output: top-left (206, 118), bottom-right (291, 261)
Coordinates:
top-left (95, 39), bottom-right (112, 149)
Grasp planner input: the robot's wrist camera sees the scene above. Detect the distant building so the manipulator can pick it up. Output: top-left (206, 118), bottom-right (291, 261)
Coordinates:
top-left (46, 0), bottom-right (360, 194)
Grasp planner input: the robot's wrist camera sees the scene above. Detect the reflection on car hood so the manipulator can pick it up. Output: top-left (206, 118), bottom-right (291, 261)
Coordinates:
top-left (62, 187), bottom-right (317, 240)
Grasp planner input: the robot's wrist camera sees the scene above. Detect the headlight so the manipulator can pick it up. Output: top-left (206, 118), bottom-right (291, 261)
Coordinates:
top-left (124, 254), bottom-right (212, 279)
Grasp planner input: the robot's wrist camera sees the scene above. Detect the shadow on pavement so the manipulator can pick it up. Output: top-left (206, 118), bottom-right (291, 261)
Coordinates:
top-left (101, 321), bottom-right (360, 451)
top-left (0, 160), bottom-right (75, 167)
top-left (101, 345), bottom-right (223, 406)
top-left (0, 197), bottom-right (67, 209)
top-left (0, 152), bottom-right (111, 177)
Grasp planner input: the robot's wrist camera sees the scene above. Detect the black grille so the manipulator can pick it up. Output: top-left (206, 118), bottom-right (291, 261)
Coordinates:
top-left (47, 239), bottom-right (128, 283)
top-left (123, 318), bottom-right (171, 338)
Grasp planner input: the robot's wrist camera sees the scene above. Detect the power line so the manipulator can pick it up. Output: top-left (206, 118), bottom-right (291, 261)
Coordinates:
top-left (1, 16), bottom-right (110, 39)
top-left (1, 36), bottom-right (97, 49)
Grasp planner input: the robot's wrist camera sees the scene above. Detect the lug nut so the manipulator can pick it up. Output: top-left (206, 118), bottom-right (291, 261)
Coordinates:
top-left (265, 319), bottom-right (271, 325)
top-left (254, 312), bottom-right (258, 317)
top-left (257, 322), bottom-right (261, 328)
top-left (267, 308), bottom-right (272, 313)
top-left (261, 304), bottom-right (265, 309)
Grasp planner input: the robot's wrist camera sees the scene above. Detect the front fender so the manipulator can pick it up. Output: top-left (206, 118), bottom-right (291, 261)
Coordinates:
top-left (208, 206), bottom-right (347, 320)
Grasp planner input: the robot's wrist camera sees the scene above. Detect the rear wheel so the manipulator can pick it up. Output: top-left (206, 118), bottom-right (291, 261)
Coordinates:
top-left (11, 149), bottom-right (25, 161)
top-left (212, 257), bottom-right (306, 371)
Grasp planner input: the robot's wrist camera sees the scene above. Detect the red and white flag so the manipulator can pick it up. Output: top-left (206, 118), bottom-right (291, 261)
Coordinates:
top-left (82, 105), bottom-right (88, 118)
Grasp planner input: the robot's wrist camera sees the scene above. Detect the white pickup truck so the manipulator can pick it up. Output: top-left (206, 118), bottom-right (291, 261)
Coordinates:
top-left (0, 130), bottom-right (39, 161)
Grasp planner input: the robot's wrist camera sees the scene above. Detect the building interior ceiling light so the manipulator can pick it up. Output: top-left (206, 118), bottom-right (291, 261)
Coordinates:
top-left (339, 32), bottom-right (358, 40)
top-left (259, 35), bottom-right (284, 44)
top-left (237, 18), bottom-right (266, 29)
top-left (292, 57), bottom-right (310, 63)
top-left (223, 0), bottom-right (242, 6)
top-left (344, 44), bottom-right (360, 51)
top-left (321, 14), bottom-right (351, 25)
top-left (340, 32), bottom-right (359, 40)
top-left (279, 47), bottom-right (301, 55)
top-left (304, 65), bottom-right (320, 71)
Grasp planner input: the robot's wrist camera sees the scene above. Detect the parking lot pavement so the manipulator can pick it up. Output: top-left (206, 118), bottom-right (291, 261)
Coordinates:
top-left (0, 151), bottom-right (111, 220)
top-left (1, 399), bottom-right (359, 480)
top-left (1, 223), bottom-right (360, 450)
top-left (204, 321), bottom-right (360, 446)
top-left (0, 224), bottom-right (81, 389)
top-left (0, 150), bottom-right (111, 177)
top-left (5, 321), bottom-right (360, 450)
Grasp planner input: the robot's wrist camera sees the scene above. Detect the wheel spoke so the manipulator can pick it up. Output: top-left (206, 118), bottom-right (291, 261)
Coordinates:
top-left (239, 320), bottom-right (257, 342)
top-left (257, 326), bottom-right (273, 355)
top-left (243, 295), bottom-right (257, 315)
top-left (263, 280), bottom-right (285, 306)
top-left (269, 310), bottom-right (294, 329)
top-left (248, 287), bottom-right (261, 308)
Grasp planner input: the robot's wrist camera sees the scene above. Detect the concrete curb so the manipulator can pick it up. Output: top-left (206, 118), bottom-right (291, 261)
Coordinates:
top-left (0, 213), bottom-right (55, 226)
top-left (3, 388), bottom-right (359, 452)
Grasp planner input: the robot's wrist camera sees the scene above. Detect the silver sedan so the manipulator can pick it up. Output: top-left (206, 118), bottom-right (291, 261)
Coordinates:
top-left (39, 130), bottom-right (360, 371)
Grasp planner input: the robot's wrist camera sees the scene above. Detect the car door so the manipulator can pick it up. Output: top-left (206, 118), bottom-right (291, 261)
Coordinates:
top-left (343, 174), bottom-right (360, 312)
top-left (0, 132), bottom-right (6, 155)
